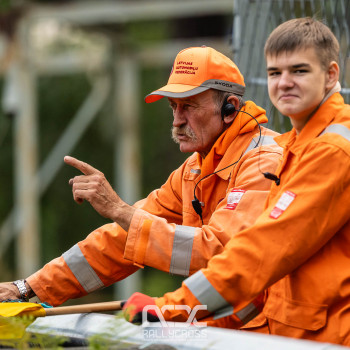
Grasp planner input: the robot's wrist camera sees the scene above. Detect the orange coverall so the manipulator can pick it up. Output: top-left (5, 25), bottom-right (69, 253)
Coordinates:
top-left (156, 93), bottom-right (350, 345)
top-left (27, 101), bottom-right (281, 311)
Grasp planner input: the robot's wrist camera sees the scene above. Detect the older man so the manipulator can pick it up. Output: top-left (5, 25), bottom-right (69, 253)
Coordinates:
top-left (0, 47), bottom-right (280, 317)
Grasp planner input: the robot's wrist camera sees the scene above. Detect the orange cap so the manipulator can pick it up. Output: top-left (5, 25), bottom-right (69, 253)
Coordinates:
top-left (145, 46), bottom-right (245, 103)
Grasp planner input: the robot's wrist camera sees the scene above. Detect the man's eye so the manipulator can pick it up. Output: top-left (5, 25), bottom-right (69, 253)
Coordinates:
top-left (294, 69), bottom-right (308, 74)
top-left (268, 71), bottom-right (280, 77)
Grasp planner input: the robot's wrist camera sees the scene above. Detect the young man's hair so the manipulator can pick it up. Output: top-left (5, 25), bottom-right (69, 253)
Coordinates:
top-left (264, 17), bottom-right (340, 70)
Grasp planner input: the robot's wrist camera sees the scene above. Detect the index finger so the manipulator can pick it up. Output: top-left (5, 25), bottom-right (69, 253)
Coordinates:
top-left (64, 156), bottom-right (100, 176)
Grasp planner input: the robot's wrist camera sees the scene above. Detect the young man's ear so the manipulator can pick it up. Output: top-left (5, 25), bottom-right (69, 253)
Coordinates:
top-left (325, 61), bottom-right (340, 90)
top-left (223, 96), bottom-right (240, 124)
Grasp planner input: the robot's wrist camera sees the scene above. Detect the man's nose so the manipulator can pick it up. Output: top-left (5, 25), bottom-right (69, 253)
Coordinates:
top-left (172, 109), bottom-right (187, 127)
top-left (278, 71), bottom-right (294, 89)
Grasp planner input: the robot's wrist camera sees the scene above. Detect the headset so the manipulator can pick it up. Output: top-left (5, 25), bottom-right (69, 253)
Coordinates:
top-left (192, 96), bottom-right (280, 224)
top-left (221, 96), bottom-right (237, 120)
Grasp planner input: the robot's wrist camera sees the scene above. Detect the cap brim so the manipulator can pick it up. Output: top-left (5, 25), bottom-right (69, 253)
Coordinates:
top-left (145, 84), bottom-right (209, 103)
top-left (145, 80), bottom-right (245, 103)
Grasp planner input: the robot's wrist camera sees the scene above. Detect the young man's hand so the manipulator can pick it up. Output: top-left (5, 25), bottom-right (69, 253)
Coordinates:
top-left (122, 292), bottom-right (159, 325)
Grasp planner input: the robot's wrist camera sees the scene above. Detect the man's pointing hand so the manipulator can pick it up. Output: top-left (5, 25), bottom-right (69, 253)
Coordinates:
top-left (64, 156), bottom-right (135, 231)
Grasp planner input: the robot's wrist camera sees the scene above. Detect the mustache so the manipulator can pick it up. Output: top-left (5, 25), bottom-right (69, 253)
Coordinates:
top-left (171, 126), bottom-right (197, 144)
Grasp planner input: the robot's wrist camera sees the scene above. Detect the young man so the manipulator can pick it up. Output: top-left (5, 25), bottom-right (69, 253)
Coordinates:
top-left (123, 18), bottom-right (350, 345)
top-left (0, 47), bottom-right (280, 316)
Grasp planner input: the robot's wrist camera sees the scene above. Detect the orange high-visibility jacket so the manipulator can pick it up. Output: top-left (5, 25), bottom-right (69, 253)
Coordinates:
top-left (28, 101), bottom-right (281, 307)
top-left (156, 93), bottom-right (350, 345)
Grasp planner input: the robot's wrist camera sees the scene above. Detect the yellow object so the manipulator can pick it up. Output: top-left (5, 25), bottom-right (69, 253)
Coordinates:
top-left (0, 303), bottom-right (45, 339)
top-left (0, 302), bottom-right (46, 318)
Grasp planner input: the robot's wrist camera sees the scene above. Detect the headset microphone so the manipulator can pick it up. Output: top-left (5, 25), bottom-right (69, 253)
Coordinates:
top-left (192, 196), bottom-right (203, 224)
top-left (263, 172), bottom-right (280, 186)
top-left (260, 105), bottom-right (280, 186)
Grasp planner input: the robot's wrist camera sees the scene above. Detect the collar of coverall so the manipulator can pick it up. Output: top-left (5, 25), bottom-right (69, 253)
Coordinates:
top-left (144, 46), bottom-right (245, 103)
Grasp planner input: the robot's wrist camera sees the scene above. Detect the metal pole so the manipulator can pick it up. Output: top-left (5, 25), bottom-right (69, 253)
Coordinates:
top-left (14, 17), bottom-right (40, 277)
top-left (114, 46), bottom-right (142, 300)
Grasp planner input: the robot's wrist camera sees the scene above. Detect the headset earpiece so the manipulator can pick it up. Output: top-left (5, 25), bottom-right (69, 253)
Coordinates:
top-left (223, 103), bottom-right (236, 115)
top-left (221, 96), bottom-right (237, 120)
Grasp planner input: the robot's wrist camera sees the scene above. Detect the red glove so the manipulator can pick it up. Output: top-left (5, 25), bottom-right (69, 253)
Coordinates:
top-left (122, 292), bottom-right (159, 325)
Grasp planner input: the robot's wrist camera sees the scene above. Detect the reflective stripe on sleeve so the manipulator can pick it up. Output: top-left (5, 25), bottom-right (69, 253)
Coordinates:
top-left (62, 244), bottom-right (104, 293)
top-left (213, 305), bottom-right (234, 319)
top-left (185, 270), bottom-right (262, 324)
top-left (319, 123), bottom-right (350, 141)
top-left (184, 270), bottom-right (230, 312)
top-left (169, 225), bottom-right (196, 276)
top-left (213, 301), bottom-right (261, 324)
top-left (235, 301), bottom-right (261, 324)
top-left (243, 135), bottom-right (277, 156)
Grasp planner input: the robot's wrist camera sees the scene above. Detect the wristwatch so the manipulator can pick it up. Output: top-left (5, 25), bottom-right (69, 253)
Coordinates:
top-left (13, 279), bottom-right (29, 302)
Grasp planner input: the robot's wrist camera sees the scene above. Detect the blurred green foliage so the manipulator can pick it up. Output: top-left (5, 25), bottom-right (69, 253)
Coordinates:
top-left (0, 79), bottom-right (15, 278)
top-left (38, 74), bottom-right (113, 261)
top-left (0, 0), bottom-right (11, 13)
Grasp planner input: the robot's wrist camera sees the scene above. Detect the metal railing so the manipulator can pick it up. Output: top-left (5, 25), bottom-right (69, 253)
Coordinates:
top-left (233, 0), bottom-right (350, 132)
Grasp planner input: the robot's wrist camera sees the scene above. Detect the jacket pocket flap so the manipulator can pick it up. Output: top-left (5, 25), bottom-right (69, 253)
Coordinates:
top-left (264, 293), bottom-right (327, 331)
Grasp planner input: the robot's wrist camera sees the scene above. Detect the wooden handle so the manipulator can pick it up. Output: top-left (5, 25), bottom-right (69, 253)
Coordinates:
top-left (44, 300), bottom-right (123, 316)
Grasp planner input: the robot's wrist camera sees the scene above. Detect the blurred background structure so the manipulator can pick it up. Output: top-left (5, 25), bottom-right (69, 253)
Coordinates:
top-left (0, 0), bottom-right (349, 304)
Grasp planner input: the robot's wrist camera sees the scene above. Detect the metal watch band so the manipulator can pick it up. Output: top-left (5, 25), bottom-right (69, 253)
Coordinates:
top-left (13, 279), bottom-right (29, 301)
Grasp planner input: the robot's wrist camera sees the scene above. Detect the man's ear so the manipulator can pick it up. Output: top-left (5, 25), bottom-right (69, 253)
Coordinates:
top-left (325, 61), bottom-right (340, 90)
top-left (223, 96), bottom-right (240, 124)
